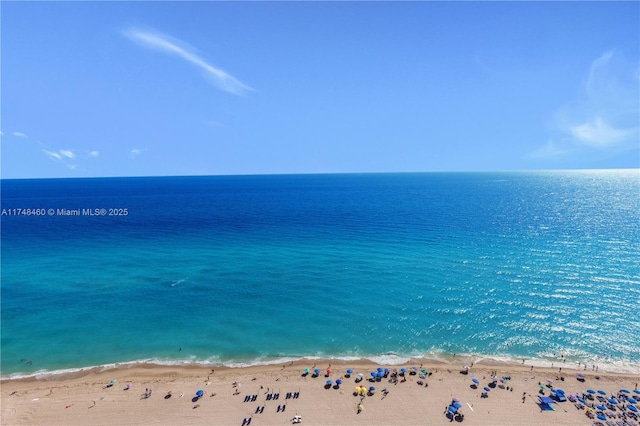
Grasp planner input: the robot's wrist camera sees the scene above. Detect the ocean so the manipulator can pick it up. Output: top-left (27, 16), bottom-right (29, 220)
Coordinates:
top-left (1, 170), bottom-right (639, 377)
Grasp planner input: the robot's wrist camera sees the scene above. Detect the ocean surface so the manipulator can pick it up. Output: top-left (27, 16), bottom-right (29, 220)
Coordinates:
top-left (1, 171), bottom-right (639, 377)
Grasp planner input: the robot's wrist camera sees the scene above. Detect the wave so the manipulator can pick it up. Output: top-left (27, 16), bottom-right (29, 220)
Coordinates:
top-left (3, 350), bottom-right (639, 380)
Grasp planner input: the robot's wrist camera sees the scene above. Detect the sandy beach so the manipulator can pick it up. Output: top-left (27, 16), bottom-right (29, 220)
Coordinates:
top-left (2, 358), bottom-right (638, 426)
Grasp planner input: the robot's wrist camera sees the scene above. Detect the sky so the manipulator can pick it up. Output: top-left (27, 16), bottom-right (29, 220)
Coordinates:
top-left (1, 1), bottom-right (639, 179)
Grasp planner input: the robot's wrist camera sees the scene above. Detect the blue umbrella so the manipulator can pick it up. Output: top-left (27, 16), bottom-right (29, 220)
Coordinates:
top-left (369, 386), bottom-right (375, 392)
top-left (412, 366), bottom-right (418, 371)
top-left (597, 390), bottom-right (606, 395)
top-left (326, 380), bottom-right (333, 385)
top-left (400, 368), bottom-right (407, 373)
top-left (596, 404), bottom-right (606, 411)
top-left (635, 390), bottom-right (640, 395)
top-left (597, 413), bottom-right (606, 421)
top-left (196, 390), bottom-right (204, 397)
top-left (628, 397), bottom-right (637, 404)
top-left (472, 378), bottom-right (480, 384)
top-left (346, 369), bottom-right (353, 374)
top-left (608, 398), bottom-right (618, 404)
top-left (554, 389), bottom-right (565, 395)
top-left (448, 406), bottom-right (457, 413)
top-left (370, 372), bottom-right (376, 378)
top-left (484, 387), bottom-right (491, 392)
top-left (578, 397), bottom-right (586, 404)
top-left (620, 389), bottom-right (630, 394)
top-left (453, 401), bottom-right (462, 408)
top-left (384, 368), bottom-right (390, 373)
top-left (628, 404), bottom-right (638, 413)
top-left (587, 389), bottom-right (596, 394)
top-left (377, 367), bottom-right (383, 373)
top-left (336, 379), bottom-right (342, 385)
top-left (314, 369), bottom-right (320, 375)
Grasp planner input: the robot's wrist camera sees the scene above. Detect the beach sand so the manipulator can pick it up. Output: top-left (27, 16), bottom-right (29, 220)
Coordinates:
top-left (2, 358), bottom-right (638, 425)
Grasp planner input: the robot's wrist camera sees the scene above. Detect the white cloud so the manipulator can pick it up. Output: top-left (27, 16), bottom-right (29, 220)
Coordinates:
top-left (0, 131), bottom-right (4, 136)
top-left (569, 117), bottom-right (635, 147)
top-left (42, 149), bottom-right (63, 161)
top-left (66, 164), bottom-right (78, 170)
top-left (59, 149), bottom-right (76, 159)
top-left (533, 50), bottom-right (639, 159)
top-left (123, 28), bottom-right (253, 96)
top-left (13, 131), bottom-right (27, 138)
top-left (89, 150), bottom-right (100, 158)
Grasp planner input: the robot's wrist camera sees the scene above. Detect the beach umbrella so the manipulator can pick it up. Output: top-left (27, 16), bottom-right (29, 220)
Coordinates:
top-left (369, 386), bottom-right (375, 391)
top-left (587, 389), bottom-right (596, 394)
top-left (196, 390), bottom-right (204, 397)
top-left (384, 368), bottom-right (390, 373)
top-left (577, 374), bottom-right (585, 379)
top-left (327, 369), bottom-right (332, 375)
top-left (555, 389), bottom-right (565, 395)
top-left (357, 373), bottom-right (364, 378)
top-left (377, 372), bottom-right (384, 378)
top-left (377, 367), bottom-right (383, 373)
top-left (634, 390), bottom-right (640, 395)
top-left (370, 372), bottom-right (377, 378)
top-left (596, 404), bottom-right (606, 411)
top-left (110, 379), bottom-right (117, 383)
top-left (336, 379), bottom-right (342, 385)
top-left (448, 406), bottom-right (457, 413)
top-left (597, 390), bottom-right (606, 395)
top-left (484, 387), bottom-right (491, 392)
top-left (452, 398), bottom-right (460, 402)
top-left (453, 401), bottom-right (462, 409)
top-left (539, 385), bottom-right (546, 390)
top-left (628, 404), bottom-right (638, 413)
top-left (326, 380), bottom-right (333, 385)
top-left (304, 368), bottom-right (309, 373)
top-left (578, 397), bottom-right (586, 404)
top-left (314, 369), bottom-right (320, 375)
top-left (354, 386), bottom-right (361, 392)
top-left (412, 366), bottom-right (418, 371)
top-left (627, 397), bottom-right (637, 404)
top-left (472, 378), bottom-right (480, 384)
top-left (400, 368), bottom-right (407, 374)
top-left (620, 389), bottom-right (630, 394)
top-left (346, 369), bottom-right (353, 375)
top-left (421, 369), bottom-right (427, 374)
top-left (597, 413), bottom-right (606, 421)
top-left (608, 398), bottom-right (618, 404)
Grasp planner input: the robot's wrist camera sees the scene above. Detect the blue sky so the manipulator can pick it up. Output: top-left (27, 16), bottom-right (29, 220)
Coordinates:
top-left (2, 1), bottom-right (638, 178)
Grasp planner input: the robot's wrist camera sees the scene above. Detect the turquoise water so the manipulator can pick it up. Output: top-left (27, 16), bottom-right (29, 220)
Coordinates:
top-left (1, 171), bottom-right (639, 377)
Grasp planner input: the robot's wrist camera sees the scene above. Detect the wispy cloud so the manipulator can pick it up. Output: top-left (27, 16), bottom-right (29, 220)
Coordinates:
top-left (13, 131), bottom-right (28, 138)
top-left (129, 148), bottom-right (146, 159)
top-left (529, 140), bottom-right (569, 159)
top-left (586, 50), bottom-right (614, 95)
top-left (89, 150), bottom-right (100, 158)
top-left (59, 149), bottom-right (76, 159)
top-left (42, 149), bottom-right (63, 161)
top-left (531, 50), bottom-right (639, 159)
top-left (123, 27), bottom-right (253, 95)
top-left (569, 116), bottom-right (636, 147)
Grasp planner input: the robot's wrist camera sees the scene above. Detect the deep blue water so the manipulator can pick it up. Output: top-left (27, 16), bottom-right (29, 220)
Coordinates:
top-left (1, 171), bottom-right (639, 376)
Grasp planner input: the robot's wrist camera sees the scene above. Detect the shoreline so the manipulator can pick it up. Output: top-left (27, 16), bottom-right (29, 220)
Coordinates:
top-left (4, 352), bottom-right (639, 382)
top-left (2, 357), bottom-right (639, 425)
